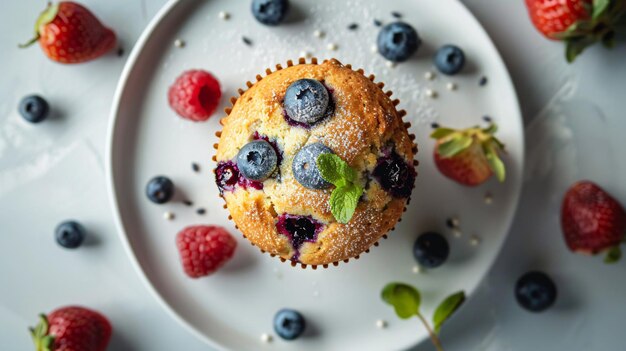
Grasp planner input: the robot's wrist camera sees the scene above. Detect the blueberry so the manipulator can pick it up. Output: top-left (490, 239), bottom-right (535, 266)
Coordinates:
top-left (252, 0), bottom-right (289, 26)
top-left (284, 79), bottom-right (329, 125)
top-left (515, 271), bottom-right (557, 312)
top-left (236, 140), bottom-right (278, 181)
top-left (372, 152), bottom-right (415, 198)
top-left (377, 22), bottom-right (421, 62)
top-left (292, 143), bottom-right (333, 189)
top-left (434, 45), bottom-right (465, 75)
top-left (146, 176), bottom-right (174, 204)
top-left (273, 308), bottom-right (306, 340)
top-left (18, 95), bottom-right (49, 123)
top-left (55, 221), bottom-right (86, 249)
top-left (413, 232), bottom-right (449, 268)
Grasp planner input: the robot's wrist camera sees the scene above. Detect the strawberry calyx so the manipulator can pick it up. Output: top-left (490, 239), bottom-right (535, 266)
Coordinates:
top-left (604, 245), bottom-right (622, 263)
top-left (556, 0), bottom-right (626, 62)
top-left (29, 314), bottom-right (55, 351)
top-left (19, 2), bottom-right (59, 49)
top-left (430, 123), bottom-right (506, 182)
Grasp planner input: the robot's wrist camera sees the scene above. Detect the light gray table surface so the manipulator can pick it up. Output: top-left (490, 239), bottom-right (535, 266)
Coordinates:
top-left (1, 1), bottom-right (625, 350)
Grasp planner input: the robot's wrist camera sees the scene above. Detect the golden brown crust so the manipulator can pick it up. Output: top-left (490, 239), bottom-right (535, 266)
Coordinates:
top-left (215, 59), bottom-right (416, 266)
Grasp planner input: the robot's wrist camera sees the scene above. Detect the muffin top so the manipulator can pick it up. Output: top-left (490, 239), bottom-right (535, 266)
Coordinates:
top-left (215, 59), bottom-right (416, 266)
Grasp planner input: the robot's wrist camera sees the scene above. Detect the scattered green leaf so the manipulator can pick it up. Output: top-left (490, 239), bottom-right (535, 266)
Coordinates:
top-left (432, 291), bottom-right (466, 334)
top-left (604, 246), bottom-right (622, 264)
top-left (381, 283), bottom-right (421, 319)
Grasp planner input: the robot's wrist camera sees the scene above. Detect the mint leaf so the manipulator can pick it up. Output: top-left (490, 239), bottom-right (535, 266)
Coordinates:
top-left (330, 183), bottom-right (362, 223)
top-left (605, 246), bottom-right (621, 264)
top-left (430, 128), bottom-right (456, 139)
top-left (432, 291), bottom-right (465, 334)
top-left (317, 153), bottom-right (344, 185)
top-left (317, 153), bottom-right (363, 223)
top-left (381, 283), bottom-right (421, 319)
top-left (437, 135), bottom-right (472, 158)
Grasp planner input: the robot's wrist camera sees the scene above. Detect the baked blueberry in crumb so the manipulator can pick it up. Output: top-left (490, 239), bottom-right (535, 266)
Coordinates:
top-left (434, 45), bottom-right (465, 75)
top-left (292, 143), bottom-right (334, 189)
top-left (377, 22), bottom-right (421, 62)
top-left (284, 79), bottom-right (330, 125)
top-left (413, 232), bottom-right (449, 268)
top-left (55, 220), bottom-right (86, 249)
top-left (236, 140), bottom-right (278, 181)
top-left (146, 176), bottom-right (174, 204)
top-left (274, 308), bottom-right (306, 340)
top-left (251, 0), bottom-right (289, 26)
top-left (373, 152), bottom-right (415, 198)
top-left (515, 271), bottom-right (557, 312)
top-left (216, 162), bottom-right (240, 193)
top-left (216, 161), bottom-right (262, 193)
top-left (276, 214), bottom-right (324, 258)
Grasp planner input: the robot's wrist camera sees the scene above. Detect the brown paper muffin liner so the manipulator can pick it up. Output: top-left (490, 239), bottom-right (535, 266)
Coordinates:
top-left (212, 57), bottom-right (418, 269)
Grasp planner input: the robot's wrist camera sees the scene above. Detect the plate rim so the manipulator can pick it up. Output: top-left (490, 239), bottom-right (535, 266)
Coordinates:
top-left (105, 0), bottom-right (525, 350)
top-left (104, 1), bottom-right (229, 351)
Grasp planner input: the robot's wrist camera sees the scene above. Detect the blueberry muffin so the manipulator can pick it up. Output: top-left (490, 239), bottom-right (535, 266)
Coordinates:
top-left (213, 58), bottom-right (417, 267)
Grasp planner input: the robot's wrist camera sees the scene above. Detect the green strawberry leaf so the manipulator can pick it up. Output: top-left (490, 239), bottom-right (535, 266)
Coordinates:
top-left (437, 135), bottom-right (473, 158)
top-left (381, 283), bottom-right (421, 319)
top-left (565, 36), bottom-right (597, 63)
top-left (329, 183), bottom-right (362, 224)
top-left (430, 128), bottom-right (456, 140)
top-left (30, 314), bottom-right (55, 351)
top-left (601, 30), bottom-right (616, 48)
top-left (482, 124), bottom-right (498, 135)
top-left (593, 0), bottom-right (611, 20)
top-left (604, 246), bottom-right (622, 264)
top-left (484, 144), bottom-right (506, 182)
top-left (432, 291), bottom-right (466, 334)
top-left (317, 153), bottom-right (344, 185)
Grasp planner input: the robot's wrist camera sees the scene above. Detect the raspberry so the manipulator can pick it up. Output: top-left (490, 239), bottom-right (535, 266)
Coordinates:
top-left (168, 70), bottom-right (221, 122)
top-left (176, 225), bottom-right (237, 278)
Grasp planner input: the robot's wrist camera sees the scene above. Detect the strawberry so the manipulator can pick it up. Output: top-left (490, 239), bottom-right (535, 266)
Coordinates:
top-left (176, 225), bottom-right (237, 278)
top-left (561, 181), bottom-right (626, 263)
top-left (430, 123), bottom-right (505, 187)
top-left (20, 2), bottom-right (116, 64)
top-left (30, 306), bottom-right (112, 351)
top-left (525, 0), bottom-right (626, 62)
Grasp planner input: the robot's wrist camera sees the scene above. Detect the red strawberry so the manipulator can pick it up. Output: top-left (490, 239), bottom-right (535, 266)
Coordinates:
top-left (30, 306), bottom-right (112, 351)
top-left (525, 0), bottom-right (626, 62)
top-left (176, 225), bottom-right (237, 278)
top-left (431, 123), bottom-right (505, 187)
top-left (561, 181), bottom-right (626, 262)
top-left (20, 2), bottom-right (116, 64)
top-left (168, 70), bottom-right (222, 122)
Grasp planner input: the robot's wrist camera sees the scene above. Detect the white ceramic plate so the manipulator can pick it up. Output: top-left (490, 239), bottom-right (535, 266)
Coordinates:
top-left (106, 0), bottom-right (523, 350)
